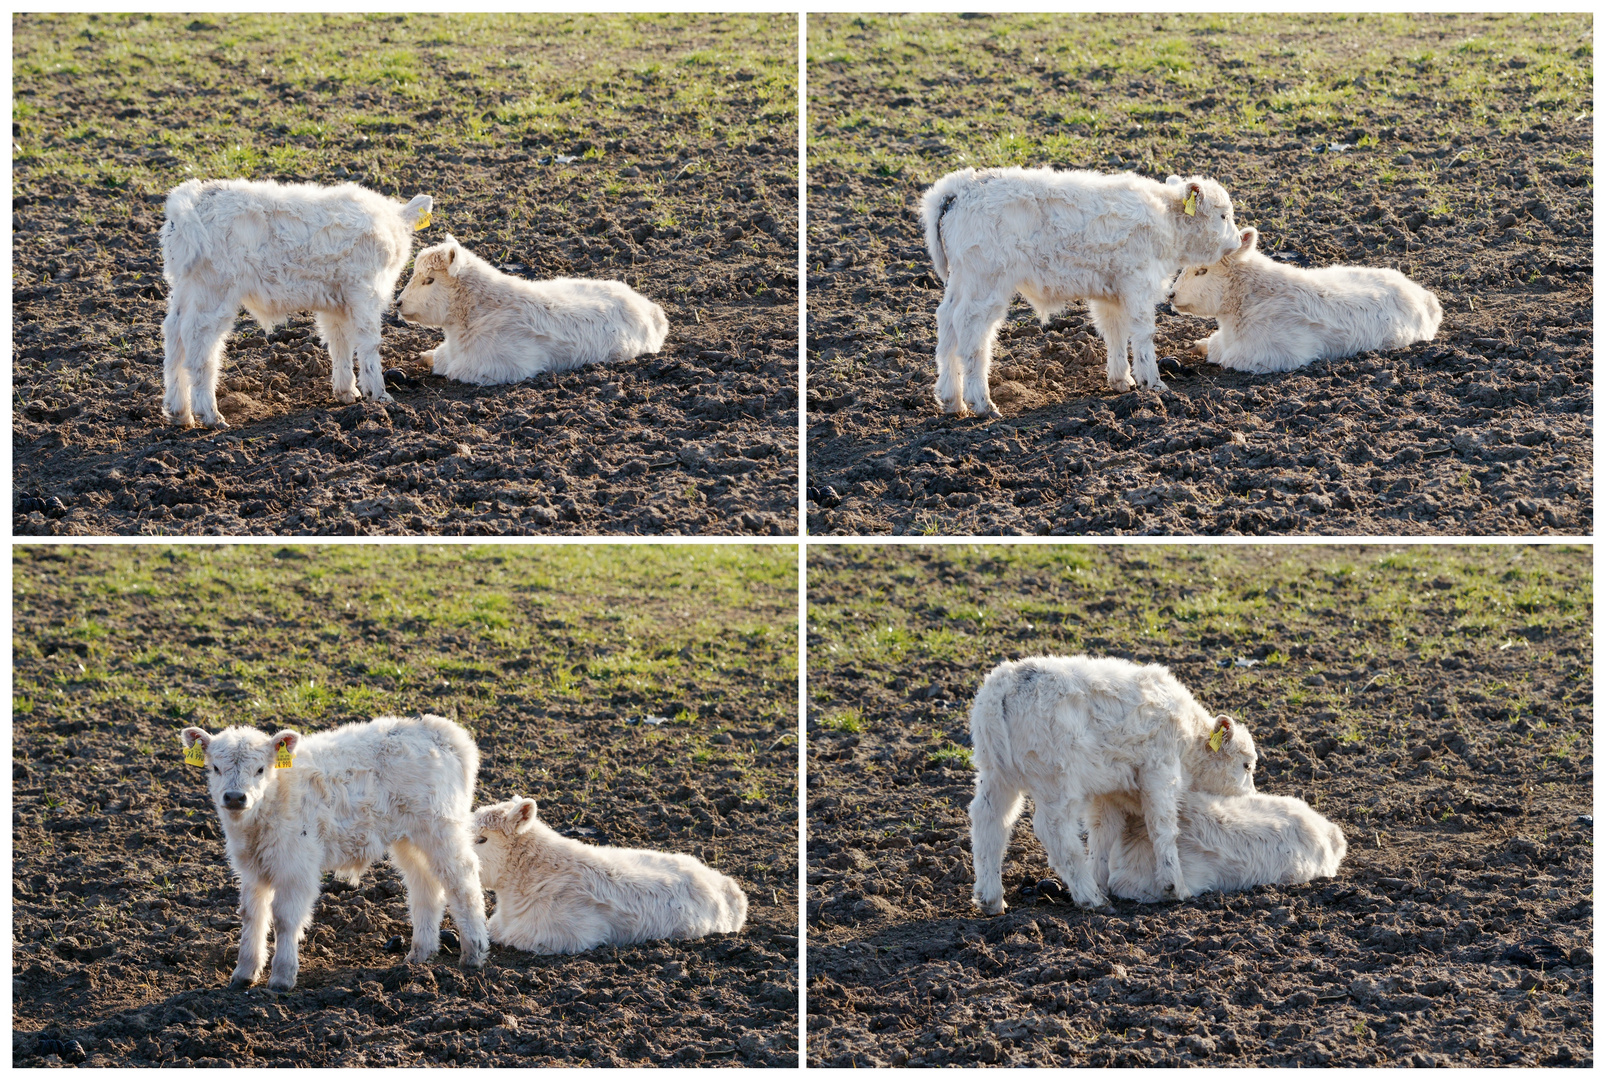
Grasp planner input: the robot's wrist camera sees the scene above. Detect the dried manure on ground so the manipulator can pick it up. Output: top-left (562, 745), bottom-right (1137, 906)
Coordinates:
top-left (13, 545), bottom-right (799, 1066)
top-left (806, 13), bottom-right (1590, 536)
top-left (14, 13), bottom-right (798, 536)
top-left (806, 545), bottom-right (1591, 1066)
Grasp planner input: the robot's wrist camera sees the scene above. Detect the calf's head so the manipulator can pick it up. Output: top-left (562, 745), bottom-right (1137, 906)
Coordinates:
top-left (397, 236), bottom-right (466, 327)
top-left (472, 796), bottom-right (540, 889)
top-left (1182, 714), bottom-right (1258, 796)
top-left (181, 726), bottom-right (300, 817)
top-left (1168, 227), bottom-right (1259, 317)
top-left (1165, 174), bottom-right (1242, 266)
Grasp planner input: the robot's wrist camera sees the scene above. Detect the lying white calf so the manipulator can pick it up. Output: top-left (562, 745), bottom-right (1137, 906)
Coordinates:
top-left (969, 655), bottom-right (1257, 914)
top-left (161, 179), bottom-right (433, 426)
top-left (1167, 227), bottom-right (1442, 373)
top-left (181, 714), bottom-right (489, 990)
top-left (473, 795), bottom-right (747, 953)
top-left (1097, 790), bottom-right (1347, 902)
top-left (921, 167), bottom-right (1242, 412)
top-left (396, 236), bottom-right (669, 385)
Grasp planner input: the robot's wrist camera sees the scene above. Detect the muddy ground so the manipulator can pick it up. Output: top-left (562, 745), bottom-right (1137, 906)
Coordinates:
top-left (13, 14), bottom-right (798, 536)
top-left (806, 545), bottom-right (1592, 1066)
top-left (806, 14), bottom-right (1591, 535)
top-left (12, 545), bottom-right (799, 1066)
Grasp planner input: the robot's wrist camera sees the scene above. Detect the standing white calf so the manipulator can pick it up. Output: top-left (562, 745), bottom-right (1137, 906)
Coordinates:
top-left (1097, 790), bottom-right (1347, 902)
top-left (968, 655), bottom-right (1257, 914)
top-left (920, 167), bottom-right (1242, 414)
top-left (473, 795), bottom-right (747, 953)
top-left (180, 714), bottom-right (488, 991)
top-left (160, 179), bottom-right (433, 427)
top-left (395, 235), bottom-right (669, 386)
top-left (1167, 227), bottom-right (1443, 373)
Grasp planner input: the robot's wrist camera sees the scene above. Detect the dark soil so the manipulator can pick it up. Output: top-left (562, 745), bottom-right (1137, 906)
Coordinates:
top-left (806, 545), bottom-right (1592, 1067)
top-left (806, 14), bottom-right (1591, 536)
top-left (13, 14), bottom-right (798, 536)
top-left (12, 546), bottom-right (799, 1067)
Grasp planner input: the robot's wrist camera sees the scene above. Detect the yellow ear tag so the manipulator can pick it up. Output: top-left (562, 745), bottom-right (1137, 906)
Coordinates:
top-left (275, 743), bottom-right (294, 769)
top-left (184, 742), bottom-right (206, 767)
top-left (1208, 726), bottom-right (1227, 753)
top-left (1183, 190), bottom-right (1198, 217)
top-left (415, 209), bottom-right (432, 231)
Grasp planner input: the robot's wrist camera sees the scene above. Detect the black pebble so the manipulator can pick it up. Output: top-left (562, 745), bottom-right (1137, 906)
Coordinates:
top-left (1158, 356), bottom-right (1195, 378)
top-left (383, 368), bottom-right (417, 388)
top-left (440, 929), bottom-right (460, 950)
top-left (383, 935), bottom-right (407, 955)
top-left (1036, 878), bottom-right (1066, 898)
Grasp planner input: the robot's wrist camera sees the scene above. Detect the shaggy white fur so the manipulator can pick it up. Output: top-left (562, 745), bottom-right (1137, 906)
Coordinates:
top-left (180, 714), bottom-right (488, 991)
top-left (160, 179), bottom-right (432, 426)
top-left (473, 796), bottom-right (747, 954)
top-left (968, 655), bottom-right (1258, 913)
top-left (1167, 227), bottom-right (1443, 372)
top-left (396, 236), bottom-right (669, 385)
top-left (919, 167), bottom-right (1242, 413)
top-left (1096, 790), bottom-right (1347, 903)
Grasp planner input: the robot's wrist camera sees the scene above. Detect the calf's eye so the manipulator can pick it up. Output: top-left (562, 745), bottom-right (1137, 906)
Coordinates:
top-left (1196, 268), bottom-right (1208, 276)
top-left (257, 767), bottom-right (264, 775)
top-left (425, 277), bottom-right (435, 285)
top-left (475, 836), bottom-right (488, 845)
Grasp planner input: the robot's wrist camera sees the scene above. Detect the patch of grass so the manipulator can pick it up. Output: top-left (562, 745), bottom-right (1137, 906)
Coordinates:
top-left (15, 13), bottom-right (798, 194)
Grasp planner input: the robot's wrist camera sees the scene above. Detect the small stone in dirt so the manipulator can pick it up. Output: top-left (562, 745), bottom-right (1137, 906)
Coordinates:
top-left (383, 368), bottom-right (418, 388)
top-left (722, 225), bottom-right (746, 242)
top-left (662, 961), bottom-right (687, 979)
top-left (440, 929), bottom-right (460, 950)
top-left (1158, 356), bottom-right (1194, 378)
top-left (620, 166), bottom-right (641, 178)
top-left (382, 935), bottom-right (407, 955)
top-left (711, 732), bottom-right (734, 745)
top-left (1036, 878), bottom-right (1065, 899)
top-left (1393, 153), bottom-right (1415, 166)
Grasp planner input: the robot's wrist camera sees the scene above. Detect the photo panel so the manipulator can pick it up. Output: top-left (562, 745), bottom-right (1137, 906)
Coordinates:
top-left (805, 13), bottom-right (1591, 537)
top-left (13, 544), bottom-right (799, 1066)
top-left (14, 12), bottom-right (800, 538)
top-left (806, 543), bottom-right (1591, 1066)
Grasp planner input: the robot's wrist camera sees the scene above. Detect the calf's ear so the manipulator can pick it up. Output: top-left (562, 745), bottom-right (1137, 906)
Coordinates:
top-left (514, 797), bottom-right (539, 829)
top-left (1208, 715), bottom-right (1234, 752)
top-left (1235, 228), bottom-right (1259, 257)
top-left (181, 727), bottom-right (211, 750)
top-left (443, 237), bottom-right (466, 277)
top-left (271, 729), bottom-right (301, 756)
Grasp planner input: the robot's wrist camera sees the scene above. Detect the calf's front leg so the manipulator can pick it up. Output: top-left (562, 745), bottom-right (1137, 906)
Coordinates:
top-left (231, 876), bottom-right (275, 989)
top-left (1139, 769), bottom-right (1191, 901)
top-left (265, 877), bottom-right (320, 991)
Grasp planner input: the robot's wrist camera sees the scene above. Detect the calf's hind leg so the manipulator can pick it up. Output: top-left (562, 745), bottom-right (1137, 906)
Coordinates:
top-left (1033, 795), bottom-right (1110, 909)
top-left (969, 771), bottom-right (1026, 915)
top-left (411, 827), bottom-right (490, 968)
top-left (390, 838), bottom-right (447, 964)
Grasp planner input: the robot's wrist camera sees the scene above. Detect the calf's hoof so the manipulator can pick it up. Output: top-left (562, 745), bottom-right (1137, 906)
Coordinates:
top-left (334, 388), bottom-right (359, 405)
top-left (1073, 892), bottom-right (1111, 911)
top-left (459, 936), bottom-right (490, 969)
top-left (973, 890), bottom-right (1006, 916)
top-left (228, 974), bottom-right (255, 990)
top-left (1188, 338), bottom-right (1210, 357)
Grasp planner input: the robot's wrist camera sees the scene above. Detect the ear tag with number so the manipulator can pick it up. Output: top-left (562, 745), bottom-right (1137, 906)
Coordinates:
top-left (184, 742), bottom-right (206, 767)
top-left (1183, 190), bottom-right (1198, 217)
top-left (275, 743), bottom-right (294, 769)
top-left (1208, 726), bottom-right (1228, 753)
top-left (415, 209), bottom-right (432, 231)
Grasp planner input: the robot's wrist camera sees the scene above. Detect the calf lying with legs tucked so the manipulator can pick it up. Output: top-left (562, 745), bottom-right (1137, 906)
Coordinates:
top-left (1093, 790), bottom-right (1347, 902)
top-left (473, 795), bottom-right (747, 954)
top-left (968, 655), bottom-right (1257, 913)
top-left (920, 167), bottom-right (1242, 414)
top-left (396, 235), bottom-right (668, 386)
top-left (1167, 227), bottom-right (1442, 373)
top-left (160, 179), bottom-right (433, 426)
top-left (181, 714), bottom-right (488, 991)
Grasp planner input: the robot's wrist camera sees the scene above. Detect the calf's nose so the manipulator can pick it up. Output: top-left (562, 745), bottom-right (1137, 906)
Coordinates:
top-left (222, 790), bottom-right (248, 811)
